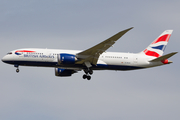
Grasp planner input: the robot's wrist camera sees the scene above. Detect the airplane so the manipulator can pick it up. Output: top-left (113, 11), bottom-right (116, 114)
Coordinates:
top-left (1, 27), bottom-right (178, 80)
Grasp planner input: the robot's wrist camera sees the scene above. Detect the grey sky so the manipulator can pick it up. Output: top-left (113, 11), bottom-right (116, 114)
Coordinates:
top-left (0, 0), bottom-right (180, 120)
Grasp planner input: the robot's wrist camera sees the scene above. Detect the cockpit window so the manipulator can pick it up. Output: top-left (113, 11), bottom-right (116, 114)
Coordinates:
top-left (7, 52), bottom-right (12, 55)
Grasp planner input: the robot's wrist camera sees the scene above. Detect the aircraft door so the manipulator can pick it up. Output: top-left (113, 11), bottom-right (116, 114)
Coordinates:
top-left (45, 51), bottom-right (54, 62)
top-left (133, 56), bottom-right (138, 65)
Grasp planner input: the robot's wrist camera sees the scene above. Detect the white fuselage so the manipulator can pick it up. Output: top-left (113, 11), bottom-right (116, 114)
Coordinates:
top-left (2, 48), bottom-right (165, 71)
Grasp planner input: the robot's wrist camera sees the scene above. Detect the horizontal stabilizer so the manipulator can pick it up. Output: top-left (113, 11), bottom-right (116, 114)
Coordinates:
top-left (150, 52), bottom-right (178, 62)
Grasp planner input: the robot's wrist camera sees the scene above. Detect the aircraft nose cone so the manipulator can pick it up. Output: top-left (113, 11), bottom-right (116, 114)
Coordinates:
top-left (2, 56), bottom-right (5, 62)
top-left (2, 56), bottom-right (8, 63)
top-left (2, 55), bottom-right (14, 64)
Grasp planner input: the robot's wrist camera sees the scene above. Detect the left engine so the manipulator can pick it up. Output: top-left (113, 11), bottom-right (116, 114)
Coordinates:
top-left (57, 53), bottom-right (77, 65)
top-left (55, 68), bottom-right (76, 77)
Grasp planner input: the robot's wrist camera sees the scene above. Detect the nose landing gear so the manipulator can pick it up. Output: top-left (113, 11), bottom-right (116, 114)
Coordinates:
top-left (14, 64), bottom-right (19, 73)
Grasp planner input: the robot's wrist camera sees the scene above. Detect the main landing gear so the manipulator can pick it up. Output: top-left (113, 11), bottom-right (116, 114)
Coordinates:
top-left (82, 68), bottom-right (93, 80)
top-left (14, 64), bottom-right (19, 73)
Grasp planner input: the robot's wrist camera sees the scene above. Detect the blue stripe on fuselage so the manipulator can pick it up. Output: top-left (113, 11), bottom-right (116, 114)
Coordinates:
top-left (3, 60), bottom-right (144, 71)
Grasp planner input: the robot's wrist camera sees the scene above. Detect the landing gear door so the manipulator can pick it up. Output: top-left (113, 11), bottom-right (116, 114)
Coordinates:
top-left (133, 56), bottom-right (138, 65)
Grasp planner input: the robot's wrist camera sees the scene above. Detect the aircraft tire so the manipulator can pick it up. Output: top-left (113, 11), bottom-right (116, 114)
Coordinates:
top-left (83, 74), bottom-right (87, 79)
top-left (84, 69), bottom-right (88, 74)
top-left (89, 69), bottom-right (93, 75)
top-left (87, 76), bottom-right (91, 80)
top-left (16, 69), bottom-right (19, 73)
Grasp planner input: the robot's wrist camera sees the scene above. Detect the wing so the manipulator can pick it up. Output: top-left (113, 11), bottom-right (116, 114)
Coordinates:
top-left (76, 27), bottom-right (133, 65)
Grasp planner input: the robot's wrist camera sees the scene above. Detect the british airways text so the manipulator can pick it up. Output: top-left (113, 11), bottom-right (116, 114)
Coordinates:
top-left (24, 54), bottom-right (54, 58)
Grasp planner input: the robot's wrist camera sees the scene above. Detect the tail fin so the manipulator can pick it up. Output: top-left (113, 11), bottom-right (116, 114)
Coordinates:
top-left (141, 30), bottom-right (173, 57)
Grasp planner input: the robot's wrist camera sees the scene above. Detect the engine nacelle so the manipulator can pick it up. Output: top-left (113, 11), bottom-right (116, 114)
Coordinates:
top-left (55, 68), bottom-right (75, 77)
top-left (57, 53), bottom-right (77, 65)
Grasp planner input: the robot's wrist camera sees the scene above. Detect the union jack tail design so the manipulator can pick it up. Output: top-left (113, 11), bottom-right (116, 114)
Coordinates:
top-left (141, 30), bottom-right (173, 57)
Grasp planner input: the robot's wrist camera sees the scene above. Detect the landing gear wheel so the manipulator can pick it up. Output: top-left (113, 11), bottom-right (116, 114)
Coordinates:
top-left (83, 74), bottom-right (87, 79)
top-left (82, 74), bottom-right (91, 80)
top-left (16, 69), bottom-right (19, 73)
top-left (84, 69), bottom-right (88, 74)
top-left (89, 69), bottom-right (93, 75)
top-left (87, 76), bottom-right (91, 80)
top-left (84, 69), bottom-right (93, 75)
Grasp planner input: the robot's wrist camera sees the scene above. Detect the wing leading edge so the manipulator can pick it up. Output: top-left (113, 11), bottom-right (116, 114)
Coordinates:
top-left (76, 27), bottom-right (133, 65)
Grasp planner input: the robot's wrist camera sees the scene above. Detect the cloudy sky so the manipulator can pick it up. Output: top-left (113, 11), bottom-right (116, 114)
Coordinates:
top-left (0, 0), bottom-right (180, 120)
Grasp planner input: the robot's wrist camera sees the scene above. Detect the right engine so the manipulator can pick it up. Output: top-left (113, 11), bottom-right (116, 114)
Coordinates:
top-left (55, 68), bottom-right (76, 77)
